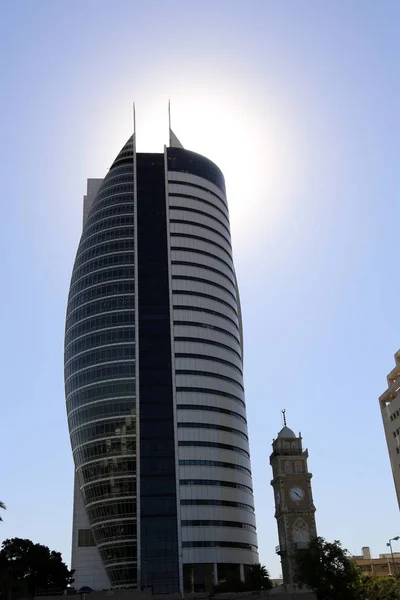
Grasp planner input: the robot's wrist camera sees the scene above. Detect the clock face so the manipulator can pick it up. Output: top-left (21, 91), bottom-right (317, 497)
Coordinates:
top-left (290, 487), bottom-right (305, 502)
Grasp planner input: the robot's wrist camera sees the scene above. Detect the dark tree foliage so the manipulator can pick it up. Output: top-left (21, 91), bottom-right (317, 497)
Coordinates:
top-left (245, 564), bottom-right (273, 591)
top-left (0, 538), bottom-right (74, 600)
top-left (0, 502), bottom-right (5, 521)
top-left (294, 537), bottom-right (364, 600)
top-left (362, 576), bottom-right (400, 600)
top-left (213, 563), bottom-right (272, 593)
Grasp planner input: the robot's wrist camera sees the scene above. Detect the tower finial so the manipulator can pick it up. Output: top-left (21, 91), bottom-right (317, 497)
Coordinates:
top-left (282, 409), bottom-right (287, 427)
top-left (133, 101), bottom-right (136, 152)
top-left (168, 99), bottom-right (171, 145)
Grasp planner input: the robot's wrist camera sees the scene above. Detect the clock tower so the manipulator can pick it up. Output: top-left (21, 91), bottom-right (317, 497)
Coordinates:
top-left (270, 413), bottom-right (317, 585)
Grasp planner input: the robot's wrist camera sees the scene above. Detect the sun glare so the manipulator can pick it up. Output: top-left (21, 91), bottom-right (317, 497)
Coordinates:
top-left (84, 67), bottom-right (302, 250)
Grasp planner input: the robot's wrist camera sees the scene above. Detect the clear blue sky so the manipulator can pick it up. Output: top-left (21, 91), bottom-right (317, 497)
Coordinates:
top-left (1, 0), bottom-right (399, 578)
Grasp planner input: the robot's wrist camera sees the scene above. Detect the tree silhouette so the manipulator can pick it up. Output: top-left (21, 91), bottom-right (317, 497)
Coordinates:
top-left (294, 537), bottom-right (363, 600)
top-left (0, 538), bottom-right (73, 600)
top-left (245, 563), bottom-right (273, 591)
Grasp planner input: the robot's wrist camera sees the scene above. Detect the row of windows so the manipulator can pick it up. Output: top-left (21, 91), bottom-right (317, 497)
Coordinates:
top-left (390, 409), bottom-right (400, 421)
top-left (170, 205), bottom-right (230, 236)
top-left (70, 416), bottom-right (135, 448)
top-left (81, 215), bottom-right (135, 245)
top-left (180, 479), bottom-right (252, 493)
top-left (73, 438), bottom-right (135, 466)
top-left (65, 312), bottom-right (133, 345)
top-left (71, 253), bottom-right (134, 288)
top-left (85, 202), bottom-right (134, 229)
top-left (169, 192), bottom-right (229, 220)
top-left (86, 194), bottom-right (134, 226)
top-left (174, 321), bottom-right (240, 345)
top-left (69, 266), bottom-right (134, 298)
top-left (174, 337), bottom-right (241, 360)
top-left (99, 542), bottom-right (137, 564)
top-left (93, 521), bottom-right (136, 545)
top-left (182, 541), bottom-right (257, 551)
top-left (176, 387), bottom-right (245, 408)
top-left (175, 352), bottom-right (242, 375)
top-left (78, 457), bottom-right (136, 483)
top-left (99, 163), bottom-right (133, 182)
top-left (179, 440), bottom-right (249, 458)
top-left (81, 479), bottom-right (136, 503)
top-left (66, 379), bottom-right (135, 410)
top-left (106, 566), bottom-right (136, 586)
top-left (65, 324), bottom-right (135, 361)
top-left (174, 305), bottom-right (238, 331)
top-left (181, 499), bottom-right (254, 512)
top-left (172, 260), bottom-right (235, 287)
top-left (175, 369), bottom-right (244, 391)
top-left (167, 151), bottom-right (226, 195)
top-left (90, 186), bottom-right (134, 210)
top-left (176, 404), bottom-right (246, 424)
top-left (67, 345), bottom-right (130, 376)
top-left (179, 459), bottom-right (251, 476)
top-left (68, 399), bottom-right (135, 430)
top-left (171, 245), bottom-right (233, 275)
top-left (74, 238), bottom-right (134, 270)
top-left (181, 520), bottom-right (256, 532)
top-left (172, 276), bottom-right (237, 303)
top-left (173, 292), bottom-right (237, 320)
top-left (178, 422), bottom-right (248, 441)
top-left (170, 232), bottom-right (232, 260)
top-left (67, 279), bottom-right (134, 313)
top-left (65, 345), bottom-right (135, 378)
top-left (66, 295), bottom-right (134, 331)
top-left (169, 179), bottom-right (227, 208)
top-left (170, 219), bottom-right (231, 248)
top-left (95, 171), bottom-right (133, 194)
top-left (65, 363), bottom-right (134, 396)
top-left (77, 227), bottom-right (134, 258)
top-left (87, 500), bottom-right (136, 524)
top-left (96, 167), bottom-right (132, 191)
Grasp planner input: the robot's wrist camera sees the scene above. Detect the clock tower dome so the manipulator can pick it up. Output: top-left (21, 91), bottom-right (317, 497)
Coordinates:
top-left (270, 412), bottom-right (317, 585)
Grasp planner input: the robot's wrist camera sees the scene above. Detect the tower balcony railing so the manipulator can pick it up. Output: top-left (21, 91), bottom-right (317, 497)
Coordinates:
top-left (270, 449), bottom-right (308, 458)
top-left (294, 541), bottom-right (310, 550)
top-left (276, 541), bottom-right (309, 554)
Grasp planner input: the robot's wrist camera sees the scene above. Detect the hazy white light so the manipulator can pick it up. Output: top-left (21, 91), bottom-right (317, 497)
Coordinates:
top-left (83, 65), bottom-right (302, 250)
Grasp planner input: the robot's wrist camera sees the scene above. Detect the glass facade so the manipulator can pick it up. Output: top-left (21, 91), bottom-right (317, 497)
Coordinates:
top-left (65, 137), bottom-right (136, 588)
top-left (137, 154), bottom-right (179, 593)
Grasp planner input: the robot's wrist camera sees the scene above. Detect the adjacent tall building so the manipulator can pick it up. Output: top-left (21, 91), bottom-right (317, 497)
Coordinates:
top-left (270, 418), bottom-right (317, 585)
top-left (64, 128), bottom-right (258, 594)
top-left (379, 350), bottom-right (400, 510)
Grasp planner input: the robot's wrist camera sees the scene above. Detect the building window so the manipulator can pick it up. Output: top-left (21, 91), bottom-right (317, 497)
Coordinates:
top-left (285, 461), bottom-right (293, 474)
top-left (77, 529), bottom-right (95, 547)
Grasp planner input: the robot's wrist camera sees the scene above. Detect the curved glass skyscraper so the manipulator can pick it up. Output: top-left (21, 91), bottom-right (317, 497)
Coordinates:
top-left (65, 130), bottom-right (258, 594)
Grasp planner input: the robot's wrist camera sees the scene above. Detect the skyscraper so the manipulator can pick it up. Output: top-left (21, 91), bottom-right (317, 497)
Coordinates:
top-left (379, 350), bottom-right (400, 510)
top-left (65, 128), bottom-right (258, 594)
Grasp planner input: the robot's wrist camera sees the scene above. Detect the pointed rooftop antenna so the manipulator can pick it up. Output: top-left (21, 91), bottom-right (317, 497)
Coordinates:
top-left (133, 101), bottom-right (136, 152)
top-left (282, 409), bottom-right (287, 427)
top-left (168, 99), bottom-right (171, 146)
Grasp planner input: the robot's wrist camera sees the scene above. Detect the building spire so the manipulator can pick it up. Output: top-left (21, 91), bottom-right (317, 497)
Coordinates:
top-left (168, 99), bottom-right (185, 148)
top-left (282, 409), bottom-right (287, 427)
top-left (168, 99), bottom-right (171, 145)
top-left (133, 101), bottom-right (136, 152)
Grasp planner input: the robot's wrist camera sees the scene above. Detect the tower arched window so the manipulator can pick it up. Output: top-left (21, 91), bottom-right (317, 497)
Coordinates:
top-left (293, 519), bottom-right (310, 549)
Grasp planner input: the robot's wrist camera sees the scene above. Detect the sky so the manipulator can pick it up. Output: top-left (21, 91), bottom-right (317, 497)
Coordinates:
top-left (1, 0), bottom-right (400, 579)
